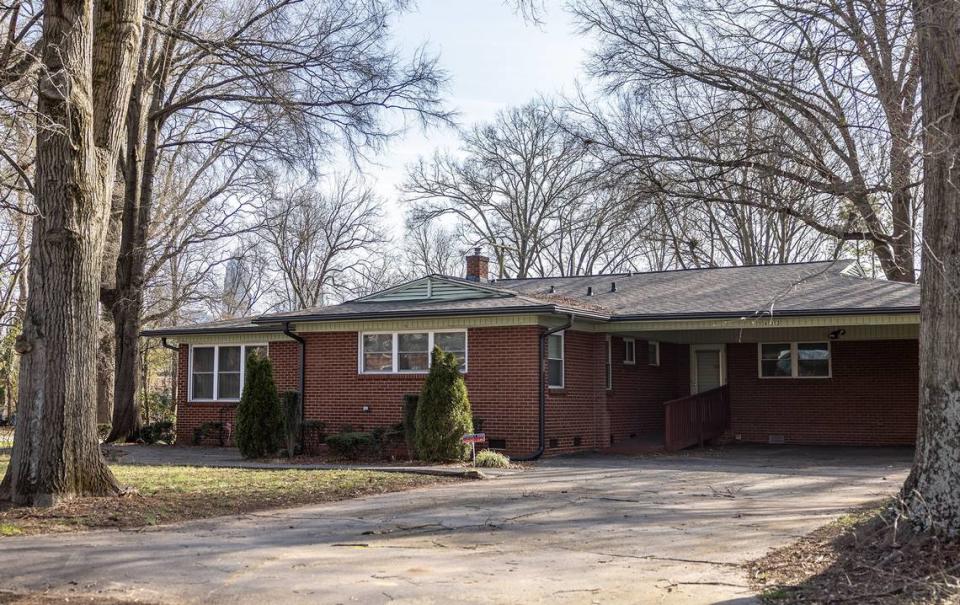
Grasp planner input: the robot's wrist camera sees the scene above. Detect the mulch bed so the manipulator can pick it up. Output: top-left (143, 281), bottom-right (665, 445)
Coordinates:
top-left (748, 501), bottom-right (960, 604)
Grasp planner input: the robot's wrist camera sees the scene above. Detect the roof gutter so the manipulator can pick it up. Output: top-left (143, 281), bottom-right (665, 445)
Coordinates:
top-left (514, 313), bottom-right (574, 462)
top-left (282, 322), bottom-right (307, 451)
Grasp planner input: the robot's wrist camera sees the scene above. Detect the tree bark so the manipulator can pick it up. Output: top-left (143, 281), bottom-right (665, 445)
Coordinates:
top-left (902, 0), bottom-right (960, 535)
top-left (96, 313), bottom-right (115, 425)
top-left (0, 0), bottom-right (145, 506)
top-left (106, 6), bottom-right (171, 442)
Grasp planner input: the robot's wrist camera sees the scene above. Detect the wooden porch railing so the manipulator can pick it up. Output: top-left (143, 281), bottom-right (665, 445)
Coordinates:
top-left (664, 385), bottom-right (730, 451)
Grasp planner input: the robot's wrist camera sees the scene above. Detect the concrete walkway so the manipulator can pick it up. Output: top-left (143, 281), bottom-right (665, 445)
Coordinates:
top-left (1, 446), bottom-right (911, 604)
top-left (106, 444), bottom-right (515, 478)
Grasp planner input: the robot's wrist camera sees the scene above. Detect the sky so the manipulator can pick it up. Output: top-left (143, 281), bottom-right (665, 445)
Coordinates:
top-left (348, 1), bottom-right (594, 234)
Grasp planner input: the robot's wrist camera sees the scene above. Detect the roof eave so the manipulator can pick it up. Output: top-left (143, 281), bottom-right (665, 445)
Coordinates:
top-left (609, 306), bottom-right (920, 322)
top-left (253, 305), bottom-right (611, 324)
top-left (140, 324), bottom-right (284, 337)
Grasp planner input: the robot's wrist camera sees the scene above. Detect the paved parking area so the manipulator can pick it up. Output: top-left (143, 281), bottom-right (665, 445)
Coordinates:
top-left (0, 446), bottom-right (911, 604)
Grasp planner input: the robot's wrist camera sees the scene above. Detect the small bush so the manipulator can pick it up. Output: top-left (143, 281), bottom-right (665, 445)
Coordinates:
top-left (325, 432), bottom-right (375, 460)
top-left (474, 450), bottom-right (510, 468)
top-left (96, 423), bottom-right (112, 442)
top-left (415, 347), bottom-right (473, 462)
top-left (192, 421), bottom-right (226, 445)
top-left (140, 420), bottom-right (175, 445)
top-left (235, 352), bottom-right (283, 458)
top-left (281, 391), bottom-right (302, 457)
top-left (403, 394), bottom-right (418, 458)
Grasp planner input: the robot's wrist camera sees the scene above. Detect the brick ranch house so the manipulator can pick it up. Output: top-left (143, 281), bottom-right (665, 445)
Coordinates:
top-left (144, 251), bottom-right (920, 457)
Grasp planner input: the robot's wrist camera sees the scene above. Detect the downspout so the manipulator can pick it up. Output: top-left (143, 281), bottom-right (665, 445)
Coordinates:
top-left (514, 313), bottom-right (574, 462)
top-left (160, 337), bottom-right (178, 352)
top-left (282, 322), bottom-right (306, 448)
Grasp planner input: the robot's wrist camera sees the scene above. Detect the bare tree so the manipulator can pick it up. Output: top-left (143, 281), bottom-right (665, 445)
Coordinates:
top-left (902, 0), bottom-right (960, 536)
top-left (572, 0), bottom-right (921, 282)
top-left (402, 223), bottom-right (463, 277)
top-left (1, 0), bottom-right (146, 504)
top-left (261, 174), bottom-right (388, 309)
top-left (102, 0), bottom-right (450, 442)
top-left (405, 101), bottom-right (605, 278)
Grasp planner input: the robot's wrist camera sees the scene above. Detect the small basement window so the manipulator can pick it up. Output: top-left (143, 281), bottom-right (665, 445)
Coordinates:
top-left (759, 342), bottom-right (830, 378)
top-left (624, 338), bottom-right (636, 364)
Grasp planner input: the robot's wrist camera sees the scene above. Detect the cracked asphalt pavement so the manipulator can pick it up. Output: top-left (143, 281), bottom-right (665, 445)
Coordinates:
top-left (0, 446), bottom-right (911, 604)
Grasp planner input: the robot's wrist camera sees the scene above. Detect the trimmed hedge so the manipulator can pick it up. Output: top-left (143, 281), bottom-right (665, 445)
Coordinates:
top-left (414, 346), bottom-right (473, 462)
top-left (140, 420), bottom-right (175, 445)
top-left (325, 432), bottom-right (375, 460)
top-left (235, 352), bottom-right (283, 458)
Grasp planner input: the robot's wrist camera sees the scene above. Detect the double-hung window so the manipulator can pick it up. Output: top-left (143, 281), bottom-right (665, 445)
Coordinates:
top-left (190, 344), bottom-right (267, 401)
top-left (360, 331), bottom-right (468, 374)
top-left (547, 332), bottom-right (564, 388)
top-left (759, 342), bottom-right (830, 378)
top-left (624, 338), bottom-right (636, 365)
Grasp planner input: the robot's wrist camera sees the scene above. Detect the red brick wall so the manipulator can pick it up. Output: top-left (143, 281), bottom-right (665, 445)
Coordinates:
top-left (175, 344), bottom-right (238, 446)
top-left (726, 339), bottom-right (918, 445)
top-left (604, 338), bottom-right (690, 445)
top-left (299, 327), bottom-right (542, 456)
top-left (174, 333), bottom-right (919, 453)
top-left (548, 334), bottom-right (691, 453)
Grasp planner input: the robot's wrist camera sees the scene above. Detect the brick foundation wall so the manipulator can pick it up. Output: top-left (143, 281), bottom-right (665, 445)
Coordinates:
top-left (726, 339), bottom-right (918, 446)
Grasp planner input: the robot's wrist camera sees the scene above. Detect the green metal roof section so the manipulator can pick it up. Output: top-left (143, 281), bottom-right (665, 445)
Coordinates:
top-left (354, 275), bottom-right (512, 303)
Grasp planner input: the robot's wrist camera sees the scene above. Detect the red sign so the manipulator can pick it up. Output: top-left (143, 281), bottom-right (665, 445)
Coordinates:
top-left (462, 433), bottom-right (486, 444)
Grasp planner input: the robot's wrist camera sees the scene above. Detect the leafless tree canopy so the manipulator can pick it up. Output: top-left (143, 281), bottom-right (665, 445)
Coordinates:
top-left (260, 174), bottom-right (388, 309)
top-left (571, 0), bottom-right (921, 282)
top-left (404, 101), bottom-right (650, 278)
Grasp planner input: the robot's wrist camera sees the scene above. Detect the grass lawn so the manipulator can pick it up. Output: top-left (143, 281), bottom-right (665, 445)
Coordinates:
top-left (0, 455), bottom-right (453, 537)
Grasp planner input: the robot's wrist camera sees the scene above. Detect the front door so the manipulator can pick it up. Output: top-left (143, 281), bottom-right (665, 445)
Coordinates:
top-left (691, 345), bottom-right (726, 394)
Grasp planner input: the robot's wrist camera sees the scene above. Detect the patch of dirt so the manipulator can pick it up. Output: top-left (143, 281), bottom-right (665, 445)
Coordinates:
top-left (0, 591), bottom-right (152, 604)
top-left (748, 501), bottom-right (960, 604)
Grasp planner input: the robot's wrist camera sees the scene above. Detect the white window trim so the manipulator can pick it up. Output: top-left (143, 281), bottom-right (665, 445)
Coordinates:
top-left (358, 330), bottom-right (468, 375)
top-left (547, 330), bottom-right (565, 389)
top-left (624, 338), bottom-right (636, 365)
top-left (188, 343), bottom-right (267, 402)
top-left (648, 340), bottom-right (660, 367)
top-left (757, 341), bottom-right (832, 379)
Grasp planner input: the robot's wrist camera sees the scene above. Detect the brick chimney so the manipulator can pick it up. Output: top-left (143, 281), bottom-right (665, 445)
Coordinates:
top-left (465, 247), bottom-right (489, 282)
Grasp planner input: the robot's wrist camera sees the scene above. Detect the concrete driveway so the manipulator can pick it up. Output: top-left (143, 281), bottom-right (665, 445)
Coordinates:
top-left (0, 446), bottom-right (910, 604)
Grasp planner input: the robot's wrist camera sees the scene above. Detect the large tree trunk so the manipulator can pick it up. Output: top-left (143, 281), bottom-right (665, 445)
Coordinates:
top-left (107, 10), bottom-right (169, 442)
top-left (0, 0), bottom-right (145, 506)
top-left (902, 0), bottom-right (960, 535)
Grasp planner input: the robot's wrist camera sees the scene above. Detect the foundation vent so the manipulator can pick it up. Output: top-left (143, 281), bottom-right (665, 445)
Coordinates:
top-left (768, 435), bottom-right (786, 445)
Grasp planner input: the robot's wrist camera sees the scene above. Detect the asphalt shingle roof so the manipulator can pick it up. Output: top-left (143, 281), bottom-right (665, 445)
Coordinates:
top-left (143, 260), bottom-right (919, 336)
top-left (495, 260), bottom-right (919, 319)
